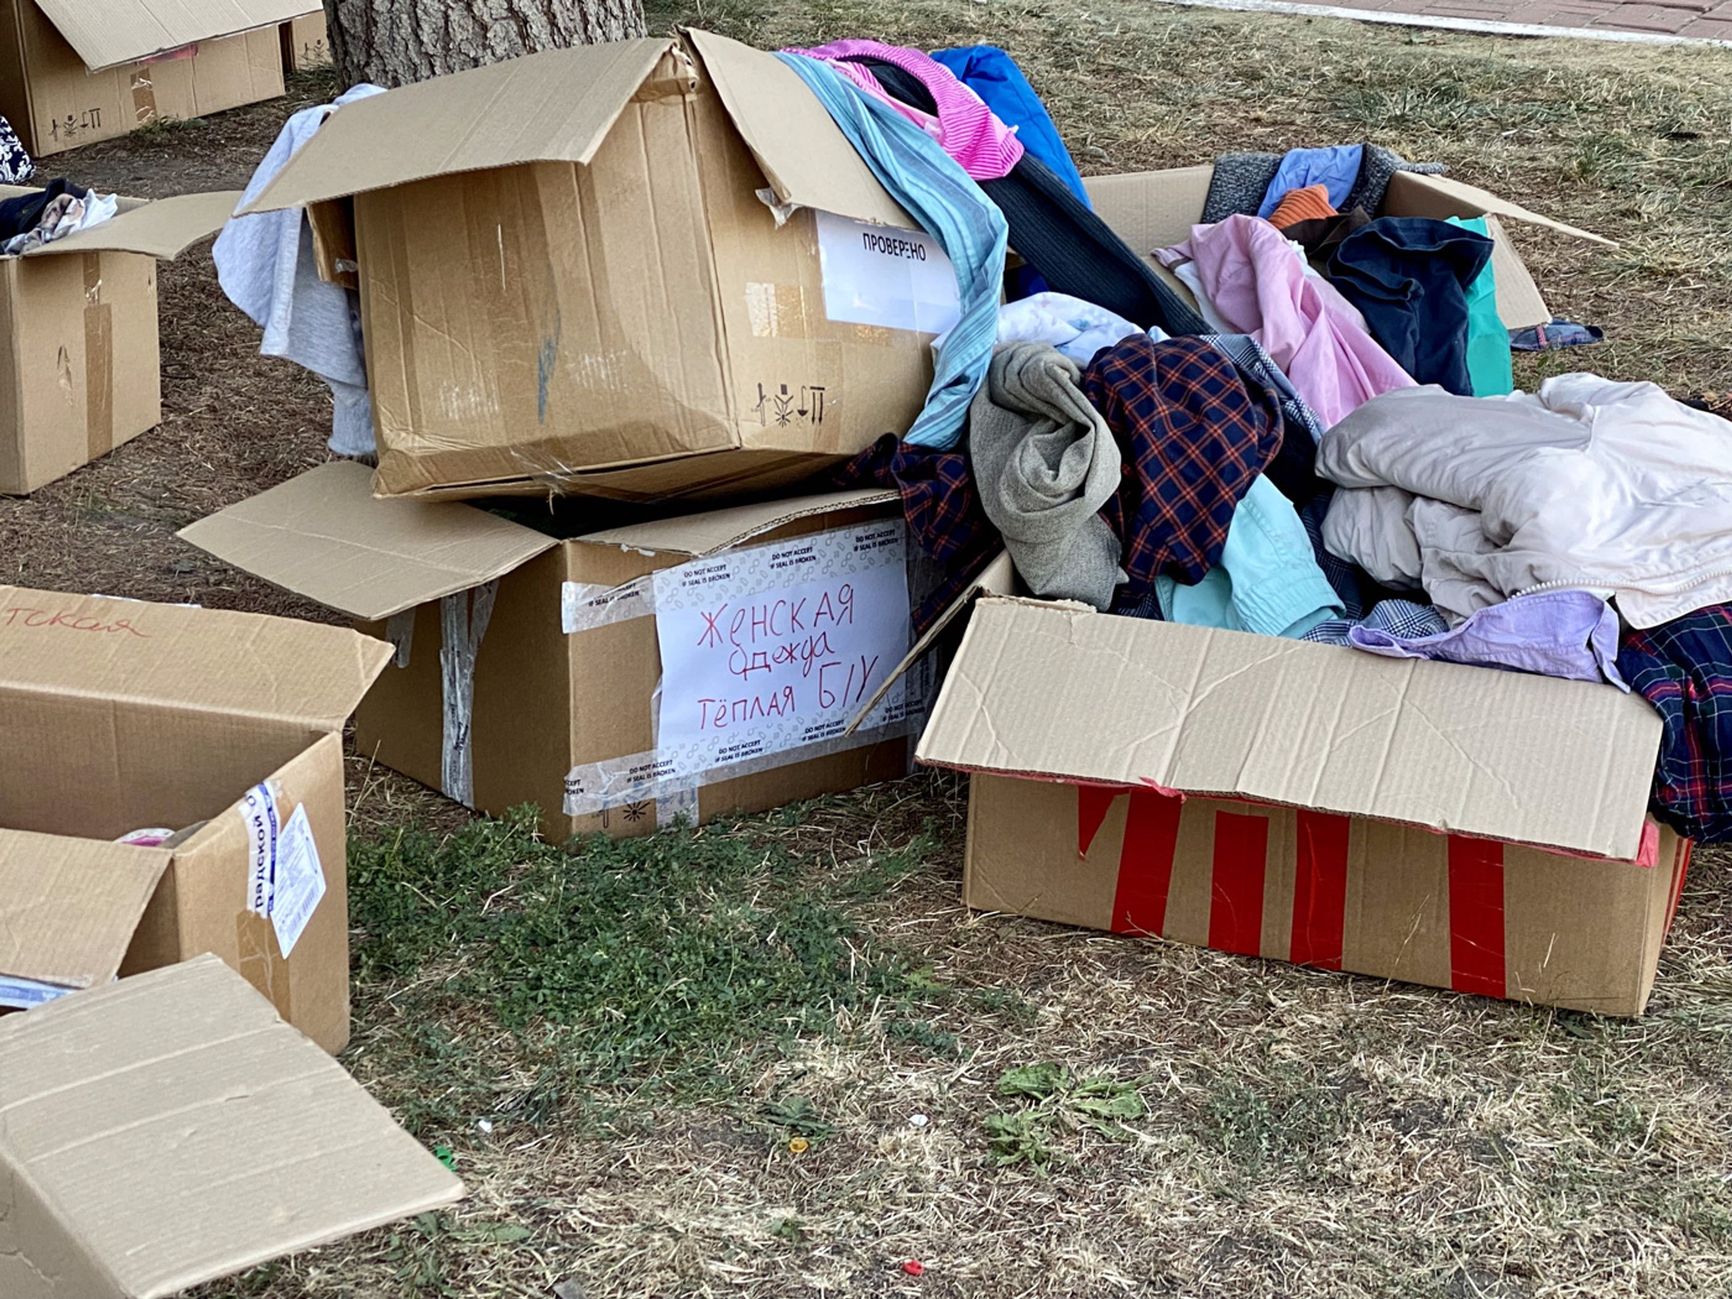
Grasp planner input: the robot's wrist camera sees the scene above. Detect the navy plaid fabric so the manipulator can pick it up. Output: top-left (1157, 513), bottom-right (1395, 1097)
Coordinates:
top-left (1618, 605), bottom-right (1732, 843)
top-left (1082, 335), bottom-right (1286, 605)
top-left (831, 434), bottom-right (1000, 631)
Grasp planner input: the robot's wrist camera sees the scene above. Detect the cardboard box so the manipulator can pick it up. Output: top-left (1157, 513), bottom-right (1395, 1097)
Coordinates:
top-left (282, 10), bottom-right (330, 72)
top-left (918, 597), bottom-right (1688, 1016)
top-left (236, 29), bottom-right (949, 504)
top-left (0, 955), bottom-right (464, 1299)
top-left (181, 461), bottom-right (933, 839)
top-left (0, 586), bottom-right (392, 1050)
top-left (0, 0), bottom-right (305, 157)
top-left (1, 188), bottom-right (237, 494)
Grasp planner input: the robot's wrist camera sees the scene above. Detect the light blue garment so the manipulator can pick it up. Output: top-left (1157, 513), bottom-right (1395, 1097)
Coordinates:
top-left (1156, 476), bottom-right (1344, 638)
top-left (1255, 144), bottom-right (1365, 220)
top-left (777, 53), bottom-right (1007, 450)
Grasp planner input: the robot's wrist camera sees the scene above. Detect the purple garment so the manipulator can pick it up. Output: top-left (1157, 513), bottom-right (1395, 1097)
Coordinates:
top-left (1348, 589), bottom-right (1628, 690)
top-left (783, 39), bottom-right (1024, 180)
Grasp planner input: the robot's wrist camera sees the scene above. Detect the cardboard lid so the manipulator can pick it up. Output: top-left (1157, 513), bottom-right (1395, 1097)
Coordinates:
top-left (32, 0), bottom-right (315, 72)
top-left (239, 36), bottom-right (681, 214)
top-left (0, 585), bottom-right (392, 733)
top-left (20, 190), bottom-right (240, 261)
top-left (577, 487), bottom-right (898, 558)
top-left (918, 598), bottom-right (1664, 862)
top-left (0, 956), bottom-right (464, 1299)
top-left (178, 461), bottom-right (559, 621)
top-left (0, 831), bottom-right (170, 999)
top-left (1385, 171), bottom-right (1614, 247)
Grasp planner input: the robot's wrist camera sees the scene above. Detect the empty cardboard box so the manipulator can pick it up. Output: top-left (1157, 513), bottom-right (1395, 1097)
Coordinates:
top-left (1, 187), bottom-right (238, 494)
top-left (181, 461), bottom-right (934, 839)
top-left (919, 598), bottom-right (1687, 1016)
top-left (0, 955), bottom-right (464, 1299)
top-left (0, 586), bottom-right (392, 1051)
top-left (0, 0), bottom-right (305, 157)
top-left (236, 29), bottom-right (951, 504)
top-left (281, 9), bottom-right (331, 72)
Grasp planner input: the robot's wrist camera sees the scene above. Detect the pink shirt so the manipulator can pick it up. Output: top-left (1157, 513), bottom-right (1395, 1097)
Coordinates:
top-left (1159, 215), bottom-right (1414, 427)
top-left (782, 40), bottom-right (1024, 181)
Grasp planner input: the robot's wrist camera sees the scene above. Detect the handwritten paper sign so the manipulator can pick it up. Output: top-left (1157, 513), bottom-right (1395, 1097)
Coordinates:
top-left (652, 520), bottom-right (913, 782)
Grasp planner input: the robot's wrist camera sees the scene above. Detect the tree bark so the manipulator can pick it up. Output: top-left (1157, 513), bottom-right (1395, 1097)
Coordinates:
top-left (323, 0), bottom-right (647, 90)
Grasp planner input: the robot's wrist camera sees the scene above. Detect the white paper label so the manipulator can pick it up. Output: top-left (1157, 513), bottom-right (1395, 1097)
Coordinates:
top-left (268, 805), bottom-right (326, 959)
top-left (238, 782), bottom-right (280, 918)
top-left (815, 211), bottom-right (960, 336)
top-left (651, 521), bottom-right (912, 783)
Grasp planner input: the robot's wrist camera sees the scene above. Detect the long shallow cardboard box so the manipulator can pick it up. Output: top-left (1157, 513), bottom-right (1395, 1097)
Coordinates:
top-left (0, 956), bottom-right (463, 1299)
top-left (182, 462), bottom-right (932, 839)
top-left (0, 0), bottom-right (306, 157)
top-left (237, 29), bottom-right (952, 504)
top-left (0, 586), bottom-right (391, 1050)
top-left (1, 188), bottom-right (237, 494)
top-left (916, 597), bottom-right (1685, 1016)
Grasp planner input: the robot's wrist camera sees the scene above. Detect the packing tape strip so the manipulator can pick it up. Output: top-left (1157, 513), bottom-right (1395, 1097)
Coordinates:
top-left (439, 580), bottom-right (498, 807)
top-left (562, 576), bottom-right (656, 634)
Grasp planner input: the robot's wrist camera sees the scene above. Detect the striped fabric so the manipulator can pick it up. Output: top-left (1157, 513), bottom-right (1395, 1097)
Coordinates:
top-left (1268, 184), bottom-right (1337, 231)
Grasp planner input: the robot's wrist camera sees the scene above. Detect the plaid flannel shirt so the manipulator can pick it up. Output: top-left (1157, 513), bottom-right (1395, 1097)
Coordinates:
top-left (1619, 605), bottom-right (1732, 843)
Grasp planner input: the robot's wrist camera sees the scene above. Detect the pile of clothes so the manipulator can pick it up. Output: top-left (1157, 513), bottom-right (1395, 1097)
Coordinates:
top-left (0, 178), bottom-right (117, 255)
top-left (789, 40), bottom-right (1730, 845)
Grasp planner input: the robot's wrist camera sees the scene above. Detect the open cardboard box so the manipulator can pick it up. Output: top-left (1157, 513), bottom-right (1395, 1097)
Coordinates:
top-left (234, 29), bottom-right (952, 505)
top-left (181, 462), bottom-right (934, 840)
top-left (1, 188), bottom-right (238, 494)
top-left (915, 597), bottom-right (1686, 1016)
top-left (281, 9), bottom-right (331, 73)
top-left (0, 0), bottom-right (306, 157)
top-left (0, 955), bottom-right (463, 1299)
top-left (0, 586), bottom-right (391, 1051)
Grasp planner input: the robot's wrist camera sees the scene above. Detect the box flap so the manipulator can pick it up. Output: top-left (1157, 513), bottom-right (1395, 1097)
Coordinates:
top-left (918, 599), bottom-right (1664, 862)
top-left (684, 28), bottom-right (911, 229)
top-left (21, 191), bottom-right (240, 261)
top-left (239, 37), bottom-right (679, 214)
top-left (0, 832), bottom-right (170, 1005)
top-left (0, 584), bottom-right (392, 733)
top-left (1084, 167), bottom-right (1213, 256)
top-left (0, 955), bottom-right (463, 1299)
top-left (178, 462), bottom-right (558, 621)
top-left (32, 0), bottom-right (315, 72)
top-left (576, 487), bottom-right (897, 558)
top-left (1384, 171), bottom-right (1615, 247)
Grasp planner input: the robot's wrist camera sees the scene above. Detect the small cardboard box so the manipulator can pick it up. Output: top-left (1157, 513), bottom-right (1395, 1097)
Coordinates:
top-left (0, 955), bottom-right (464, 1299)
top-left (0, 0), bottom-right (304, 157)
top-left (0, 189), bottom-right (236, 495)
top-left (182, 462), bottom-right (933, 839)
top-left (0, 586), bottom-right (392, 1050)
top-left (281, 10), bottom-right (330, 72)
top-left (918, 598), bottom-right (1688, 1016)
top-left (236, 29), bottom-right (949, 505)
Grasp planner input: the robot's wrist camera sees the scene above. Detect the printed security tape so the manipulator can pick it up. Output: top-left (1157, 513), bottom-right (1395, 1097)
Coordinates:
top-left (562, 576), bottom-right (656, 634)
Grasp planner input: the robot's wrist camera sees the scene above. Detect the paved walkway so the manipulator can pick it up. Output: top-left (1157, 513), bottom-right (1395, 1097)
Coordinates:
top-left (1162, 0), bottom-right (1732, 43)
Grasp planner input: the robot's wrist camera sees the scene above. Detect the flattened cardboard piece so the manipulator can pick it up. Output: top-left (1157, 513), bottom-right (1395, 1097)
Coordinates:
top-left (177, 461), bottom-right (557, 621)
top-left (0, 831), bottom-right (169, 1004)
top-left (1384, 170), bottom-right (1615, 247)
top-left (20, 189), bottom-right (239, 259)
top-left (577, 487), bottom-right (898, 558)
top-left (32, 0), bottom-right (318, 72)
top-left (684, 28), bottom-right (910, 229)
top-left (240, 36), bottom-right (679, 214)
top-left (0, 956), bottom-right (464, 1299)
top-left (919, 598), bottom-right (1662, 862)
top-left (0, 585), bottom-right (393, 732)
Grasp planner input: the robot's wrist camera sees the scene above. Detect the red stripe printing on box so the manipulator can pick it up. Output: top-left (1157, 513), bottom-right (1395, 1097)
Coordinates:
top-left (1110, 788), bottom-right (1184, 936)
top-left (1208, 811), bottom-right (1268, 957)
top-left (1077, 785), bottom-right (1121, 858)
top-left (1447, 836), bottom-right (1506, 998)
top-left (1291, 810), bottom-right (1351, 970)
top-left (1665, 839), bottom-right (1693, 935)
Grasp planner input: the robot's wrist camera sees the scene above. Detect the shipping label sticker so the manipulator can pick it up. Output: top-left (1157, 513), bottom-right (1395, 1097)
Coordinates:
top-left (652, 520), bottom-right (912, 783)
top-left (814, 211), bottom-right (961, 336)
top-left (268, 805), bottom-right (327, 959)
top-left (238, 781), bottom-right (280, 918)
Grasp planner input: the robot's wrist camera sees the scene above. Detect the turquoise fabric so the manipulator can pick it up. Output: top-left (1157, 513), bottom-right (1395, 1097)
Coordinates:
top-left (1446, 215), bottom-right (1514, 397)
top-left (1156, 476), bottom-right (1344, 638)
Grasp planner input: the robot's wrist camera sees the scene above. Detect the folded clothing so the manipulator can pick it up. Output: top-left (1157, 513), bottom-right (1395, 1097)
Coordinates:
top-left (1256, 145), bottom-right (1362, 219)
top-left (1202, 143), bottom-right (1445, 224)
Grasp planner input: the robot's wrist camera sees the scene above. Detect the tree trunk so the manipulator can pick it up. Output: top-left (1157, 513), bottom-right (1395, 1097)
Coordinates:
top-left (323, 0), bottom-right (647, 90)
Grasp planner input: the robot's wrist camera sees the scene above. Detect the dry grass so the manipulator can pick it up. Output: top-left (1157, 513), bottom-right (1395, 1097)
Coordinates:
top-left (3, 10), bottom-right (1731, 1299)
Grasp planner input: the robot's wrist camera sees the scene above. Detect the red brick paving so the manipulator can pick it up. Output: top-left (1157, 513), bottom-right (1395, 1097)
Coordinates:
top-left (1182, 0), bottom-right (1732, 40)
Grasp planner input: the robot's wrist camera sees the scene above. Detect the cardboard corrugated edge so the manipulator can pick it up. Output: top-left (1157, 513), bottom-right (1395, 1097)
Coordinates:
top-left (33, 0), bottom-right (320, 73)
top-left (20, 190), bottom-right (240, 260)
top-left (1386, 170), bottom-right (1616, 247)
top-left (178, 461), bottom-right (560, 621)
top-left (917, 597), bottom-right (1662, 863)
top-left (575, 487), bottom-right (898, 558)
top-left (0, 584), bottom-right (393, 733)
top-left (0, 956), bottom-right (463, 1299)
